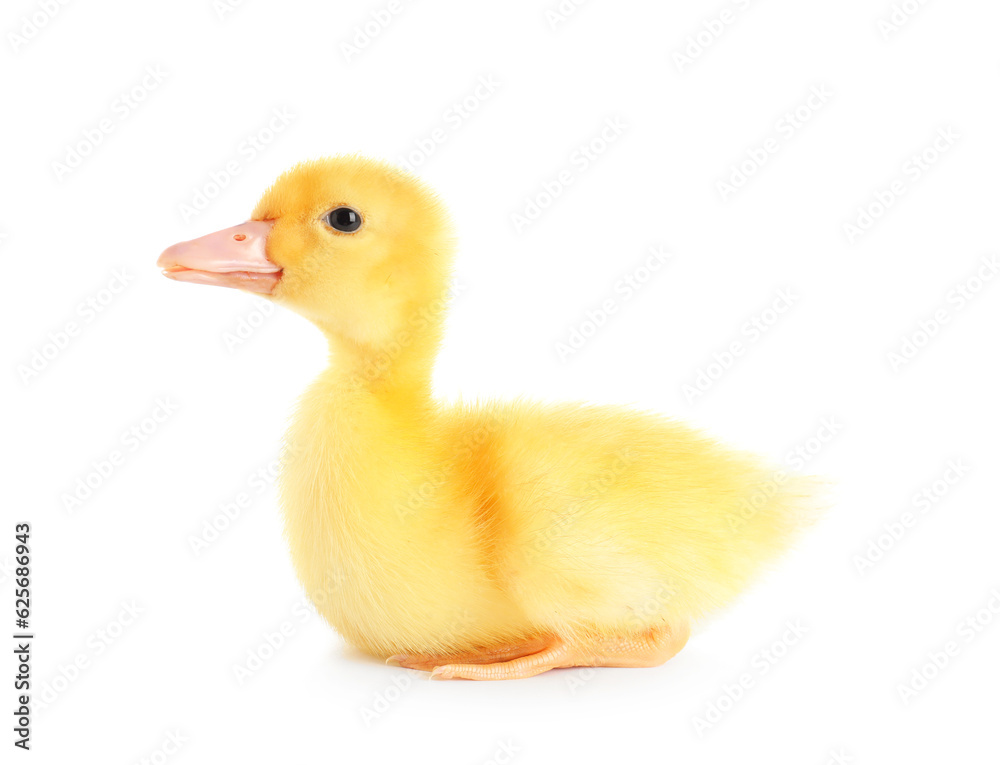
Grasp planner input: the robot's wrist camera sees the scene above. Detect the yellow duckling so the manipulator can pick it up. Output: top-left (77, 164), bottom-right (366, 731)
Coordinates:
top-left (158, 156), bottom-right (820, 680)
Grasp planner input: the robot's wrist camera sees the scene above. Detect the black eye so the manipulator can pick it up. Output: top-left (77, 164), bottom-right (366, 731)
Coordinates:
top-left (326, 207), bottom-right (362, 232)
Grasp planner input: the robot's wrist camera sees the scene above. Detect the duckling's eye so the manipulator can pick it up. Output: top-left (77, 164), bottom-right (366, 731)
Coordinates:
top-left (326, 207), bottom-right (362, 233)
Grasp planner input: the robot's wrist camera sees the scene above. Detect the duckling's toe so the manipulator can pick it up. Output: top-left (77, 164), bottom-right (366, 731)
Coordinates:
top-left (385, 653), bottom-right (439, 671)
top-left (386, 637), bottom-right (553, 673)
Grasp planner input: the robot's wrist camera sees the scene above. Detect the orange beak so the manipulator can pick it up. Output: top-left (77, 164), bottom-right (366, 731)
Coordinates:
top-left (157, 220), bottom-right (281, 295)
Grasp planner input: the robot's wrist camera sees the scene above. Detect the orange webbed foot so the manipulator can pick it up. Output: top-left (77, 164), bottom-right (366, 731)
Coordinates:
top-left (421, 623), bottom-right (691, 681)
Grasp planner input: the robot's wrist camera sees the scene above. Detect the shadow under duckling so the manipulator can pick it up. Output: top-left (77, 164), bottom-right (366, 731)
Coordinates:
top-left (158, 156), bottom-right (822, 680)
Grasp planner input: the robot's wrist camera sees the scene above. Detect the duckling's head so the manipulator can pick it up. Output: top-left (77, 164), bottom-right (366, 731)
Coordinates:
top-left (158, 156), bottom-right (455, 355)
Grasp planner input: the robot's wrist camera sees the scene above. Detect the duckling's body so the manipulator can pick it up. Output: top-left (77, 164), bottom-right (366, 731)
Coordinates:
top-left (287, 389), bottom-right (811, 658)
top-left (159, 156), bottom-right (818, 679)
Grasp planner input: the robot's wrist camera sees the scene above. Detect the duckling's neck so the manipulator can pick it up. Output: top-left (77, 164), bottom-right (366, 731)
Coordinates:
top-left (321, 325), bottom-right (441, 408)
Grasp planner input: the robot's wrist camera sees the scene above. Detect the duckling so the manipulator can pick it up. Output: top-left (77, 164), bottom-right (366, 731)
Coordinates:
top-left (158, 156), bottom-right (820, 680)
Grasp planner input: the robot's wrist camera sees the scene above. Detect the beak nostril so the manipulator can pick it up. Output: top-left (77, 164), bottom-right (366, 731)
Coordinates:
top-left (234, 233), bottom-right (247, 241)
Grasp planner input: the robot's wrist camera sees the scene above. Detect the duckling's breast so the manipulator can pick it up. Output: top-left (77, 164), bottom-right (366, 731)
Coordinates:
top-left (277, 385), bottom-right (531, 656)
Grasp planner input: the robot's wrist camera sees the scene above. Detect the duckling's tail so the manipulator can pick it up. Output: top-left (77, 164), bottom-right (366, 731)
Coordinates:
top-left (676, 457), bottom-right (828, 622)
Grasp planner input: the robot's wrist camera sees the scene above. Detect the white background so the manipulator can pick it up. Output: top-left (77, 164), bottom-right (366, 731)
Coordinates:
top-left (3, 0), bottom-right (1000, 762)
